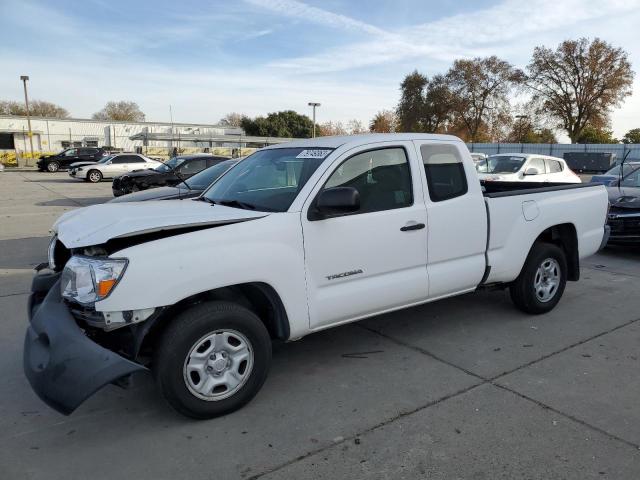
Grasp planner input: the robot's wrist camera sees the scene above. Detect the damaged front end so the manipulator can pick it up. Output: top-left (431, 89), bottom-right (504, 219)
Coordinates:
top-left (24, 271), bottom-right (149, 415)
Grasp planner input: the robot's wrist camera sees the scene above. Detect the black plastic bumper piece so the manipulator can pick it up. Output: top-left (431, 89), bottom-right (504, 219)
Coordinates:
top-left (599, 225), bottom-right (611, 250)
top-left (23, 275), bottom-right (147, 415)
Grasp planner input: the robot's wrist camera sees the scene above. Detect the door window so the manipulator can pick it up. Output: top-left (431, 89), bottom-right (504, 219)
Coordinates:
top-left (546, 159), bottom-right (563, 173)
top-left (127, 156), bottom-right (146, 163)
top-left (110, 156), bottom-right (130, 164)
top-left (63, 149), bottom-right (77, 157)
top-left (322, 147), bottom-right (412, 214)
top-left (528, 158), bottom-right (546, 173)
top-left (420, 144), bottom-right (468, 202)
top-left (179, 158), bottom-right (206, 174)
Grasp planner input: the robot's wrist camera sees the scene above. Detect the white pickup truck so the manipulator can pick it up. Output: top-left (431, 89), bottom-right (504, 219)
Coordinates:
top-left (24, 134), bottom-right (609, 419)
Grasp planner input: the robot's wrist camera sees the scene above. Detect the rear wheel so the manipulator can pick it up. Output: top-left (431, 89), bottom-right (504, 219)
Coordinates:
top-left (510, 242), bottom-right (567, 314)
top-left (87, 170), bottom-right (102, 183)
top-left (154, 301), bottom-right (272, 419)
top-left (46, 162), bottom-right (60, 172)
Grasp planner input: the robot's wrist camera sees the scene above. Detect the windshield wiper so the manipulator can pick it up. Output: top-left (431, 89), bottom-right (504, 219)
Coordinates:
top-left (213, 199), bottom-right (258, 210)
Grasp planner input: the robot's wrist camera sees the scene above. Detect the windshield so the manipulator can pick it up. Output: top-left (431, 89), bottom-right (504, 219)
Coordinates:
top-left (613, 164), bottom-right (640, 187)
top-left (605, 163), bottom-right (640, 178)
top-left (156, 157), bottom-right (187, 172)
top-left (202, 147), bottom-right (331, 212)
top-left (478, 155), bottom-right (527, 174)
top-left (97, 155), bottom-right (114, 164)
top-left (183, 159), bottom-right (237, 190)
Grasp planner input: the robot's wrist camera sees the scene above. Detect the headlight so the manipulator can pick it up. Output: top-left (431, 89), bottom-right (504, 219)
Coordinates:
top-left (60, 256), bottom-right (127, 305)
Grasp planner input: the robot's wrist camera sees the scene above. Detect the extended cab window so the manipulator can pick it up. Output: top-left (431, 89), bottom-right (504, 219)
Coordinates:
top-left (421, 144), bottom-right (467, 202)
top-left (323, 147), bottom-right (412, 214)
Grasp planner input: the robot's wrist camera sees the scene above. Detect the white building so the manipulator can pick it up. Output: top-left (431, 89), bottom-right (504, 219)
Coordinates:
top-left (0, 115), bottom-right (248, 154)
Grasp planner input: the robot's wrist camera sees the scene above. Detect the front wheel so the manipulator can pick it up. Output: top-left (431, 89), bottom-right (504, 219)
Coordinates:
top-left (46, 161), bottom-right (60, 172)
top-left (510, 242), bottom-right (567, 314)
top-left (87, 170), bottom-right (103, 183)
top-left (154, 301), bottom-right (272, 419)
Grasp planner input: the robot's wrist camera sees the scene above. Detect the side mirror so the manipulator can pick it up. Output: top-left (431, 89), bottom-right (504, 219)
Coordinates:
top-left (524, 167), bottom-right (540, 176)
top-left (311, 187), bottom-right (360, 220)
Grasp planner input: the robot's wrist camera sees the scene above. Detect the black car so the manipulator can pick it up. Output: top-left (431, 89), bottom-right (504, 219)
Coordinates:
top-left (37, 147), bottom-right (108, 172)
top-left (606, 163), bottom-right (640, 245)
top-left (109, 159), bottom-right (238, 203)
top-left (112, 154), bottom-right (229, 196)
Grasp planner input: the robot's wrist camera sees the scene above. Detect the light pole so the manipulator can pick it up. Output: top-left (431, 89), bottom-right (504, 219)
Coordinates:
top-left (308, 102), bottom-right (320, 138)
top-left (20, 75), bottom-right (34, 159)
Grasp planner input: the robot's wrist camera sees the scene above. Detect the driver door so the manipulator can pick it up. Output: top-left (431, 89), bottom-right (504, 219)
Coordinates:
top-left (301, 142), bottom-right (429, 330)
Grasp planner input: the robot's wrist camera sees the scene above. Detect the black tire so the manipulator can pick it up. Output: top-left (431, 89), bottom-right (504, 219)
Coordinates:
top-left (87, 169), bottom-right (102, 183)
top-left (510, 242), bottom-right (567, 314)
top-left (46, 161), bottom-right (60, 172)
top-left (154, 301), bottom-right (272, 419)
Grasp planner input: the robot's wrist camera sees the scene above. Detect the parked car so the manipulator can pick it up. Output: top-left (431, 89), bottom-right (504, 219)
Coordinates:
top-left (37, 147), bottom-right (109, 172)
top-left (109, 159), bottom-right (239, 203)
top-left (25, 134), bottom-right (608, 419)
top-left (69, 153), bottom-right (162, 183)
top-left (477, 153), bottom-right (581, 183)
top-left (112, 154), bottom-right (229, 196)
top-left (591, 162), bottom-right (640, 185)
top-left (606, 165), bottom-right (640, 245)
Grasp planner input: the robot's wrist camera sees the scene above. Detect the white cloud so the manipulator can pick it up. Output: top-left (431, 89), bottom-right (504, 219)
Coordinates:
top-left (245, 0), bottom-right (388, 36)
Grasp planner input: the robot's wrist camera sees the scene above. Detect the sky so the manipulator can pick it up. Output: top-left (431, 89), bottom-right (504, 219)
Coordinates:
top-left (1, 0), bottom-right (640, 140)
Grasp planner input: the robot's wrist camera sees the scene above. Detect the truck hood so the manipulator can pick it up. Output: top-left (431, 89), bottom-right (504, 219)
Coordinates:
top-left (53, 200), bottom-right (269, 248)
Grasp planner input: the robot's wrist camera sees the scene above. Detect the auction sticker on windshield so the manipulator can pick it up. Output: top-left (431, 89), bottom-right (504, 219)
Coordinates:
top-left (296, 149), bottom-right (332, 159)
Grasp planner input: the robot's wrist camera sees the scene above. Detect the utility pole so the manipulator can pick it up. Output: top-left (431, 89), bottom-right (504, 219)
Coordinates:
top-left (308, 102), bottom-right (321, 138)
top-left (20, 75), bottom-right (34, 159)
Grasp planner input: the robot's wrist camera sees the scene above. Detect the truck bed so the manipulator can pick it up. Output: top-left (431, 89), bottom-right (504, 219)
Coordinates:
top-left (481, 181), bottom-right (608, 285)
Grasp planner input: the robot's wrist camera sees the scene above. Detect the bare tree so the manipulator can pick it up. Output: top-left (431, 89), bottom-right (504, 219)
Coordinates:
top-left (0, 99), bottom-right (69, 118)
top-left (219, 112), bottom-right (245, 127)
top-left (446, 56), bottom-right (524, 142)
top-left (347, 119), bottom-right (366, 134)
top-left (369, 110), bottom-right (397, 133)
top-left (526, 38), bottom-right (634, 143)
top-left (318, 121), bottom-right (347, 136)
top-left (92, 101), bottom-right (146, 122)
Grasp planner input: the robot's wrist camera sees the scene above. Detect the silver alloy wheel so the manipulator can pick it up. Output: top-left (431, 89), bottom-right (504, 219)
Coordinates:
top-left (89, 171), bottom-right (101, 182)
top-left (183, 329), bottom-right (254, 401)
top-left (534, 257), bottom-right (560, 303)
top-left (47, 162), bottom-right (59, 172)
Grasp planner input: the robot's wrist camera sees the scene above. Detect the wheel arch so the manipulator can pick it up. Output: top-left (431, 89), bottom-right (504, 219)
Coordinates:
top-left (531, 223), bottom-right (579, 281)
top-left (135, 282), bottom-right (290, 360)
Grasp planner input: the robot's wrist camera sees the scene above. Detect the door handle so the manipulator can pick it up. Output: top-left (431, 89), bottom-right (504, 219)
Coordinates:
top-left (400, 222), bottom-right (425, 232)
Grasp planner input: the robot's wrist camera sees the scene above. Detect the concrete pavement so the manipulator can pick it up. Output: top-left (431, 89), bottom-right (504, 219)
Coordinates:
top-left (1, 171), bottom-right (639, 479)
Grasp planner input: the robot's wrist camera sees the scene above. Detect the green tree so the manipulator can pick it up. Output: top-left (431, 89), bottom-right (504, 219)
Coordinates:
top-left (397, 71), bottom-right (428, 132)
top-left (526, 38), bottom-right (634, 143)
top-left (241, 110), bottom-right (313, 138)
top-left (92, 101), bottom-right (146, 121)
top-left (575, 125), bottom-right (618, 144)
top-left (622, 128), bottom-right (640, 144)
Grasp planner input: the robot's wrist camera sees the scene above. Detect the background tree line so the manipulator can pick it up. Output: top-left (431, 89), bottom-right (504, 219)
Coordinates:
top-left (388, 37), bottom-right (634, 144)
